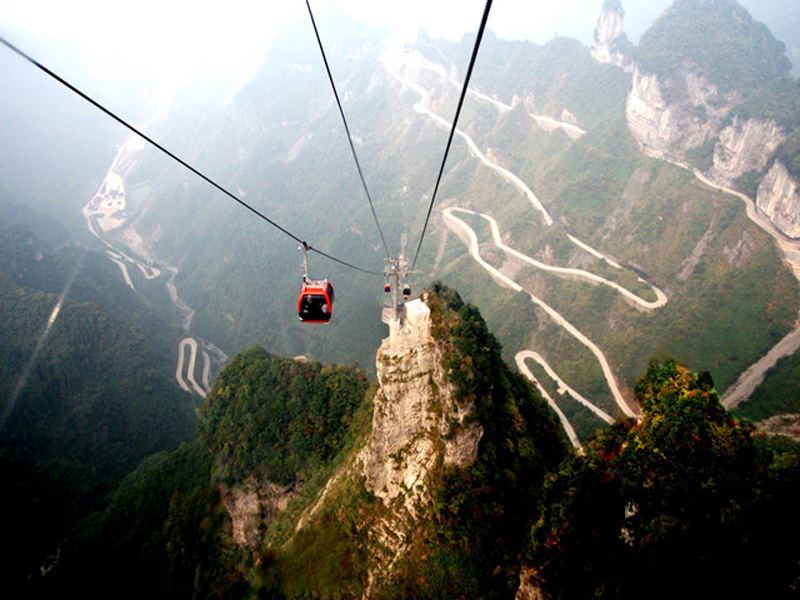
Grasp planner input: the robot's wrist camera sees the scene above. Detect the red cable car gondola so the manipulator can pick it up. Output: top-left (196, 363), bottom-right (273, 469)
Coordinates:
top-left (297, 243), bottom-right (334, 323)
top-left (298, 278), bottom-right (334, 323)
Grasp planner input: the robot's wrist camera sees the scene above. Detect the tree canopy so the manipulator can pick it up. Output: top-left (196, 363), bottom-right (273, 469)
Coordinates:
top-left (529, 359), bottom-right (800, 600)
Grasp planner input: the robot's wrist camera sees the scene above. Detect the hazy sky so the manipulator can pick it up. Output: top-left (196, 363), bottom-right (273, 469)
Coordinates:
top-left (0, 0), bottom-right (673, 89)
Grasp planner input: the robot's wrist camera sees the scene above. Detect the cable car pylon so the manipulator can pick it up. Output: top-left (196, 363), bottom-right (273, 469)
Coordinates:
top-left (382, 236), bottom-right (415, 324)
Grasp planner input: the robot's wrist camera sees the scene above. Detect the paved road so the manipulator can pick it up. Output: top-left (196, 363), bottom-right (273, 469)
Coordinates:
top-left (666, 159), bottom-right (800, 406)
top-left (516, 352), bottom-right (581, 449)
top-left (176, 337), bottom-right (207, 398)
top-left (385, 45), bottom-right (643, 435)
top-left (448, 207), bottom-right (667, 310)
top-left (443, 208), bottom-right (638, 419)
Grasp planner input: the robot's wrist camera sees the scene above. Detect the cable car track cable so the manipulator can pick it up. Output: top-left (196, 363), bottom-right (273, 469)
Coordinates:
top-left (305, 0), bottom-right (392, 262)
top-left (0, 36), bottom-right (381, 277)
top-left (410, 0), bottom-right (493, 272)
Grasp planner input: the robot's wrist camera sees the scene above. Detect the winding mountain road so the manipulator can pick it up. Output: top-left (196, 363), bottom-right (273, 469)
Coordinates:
top-left (443, 208), bottom-right (638, 420)
top-left (384, 44), bottom-right (649, 435)
top-left (84, 130), bottom-right (224, 398)
top-left (176, 337), bottom-right (208, 398)
top-left (390, 41), bottom-right (800, 427)
top-left (448, 207), bottom-right (666, 310)
top-left (515, 353), bottom-right (581, 448)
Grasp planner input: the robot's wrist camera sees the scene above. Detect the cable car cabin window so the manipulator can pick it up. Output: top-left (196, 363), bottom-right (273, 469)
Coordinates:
top-left (298, 281), bottom-right (334, 323)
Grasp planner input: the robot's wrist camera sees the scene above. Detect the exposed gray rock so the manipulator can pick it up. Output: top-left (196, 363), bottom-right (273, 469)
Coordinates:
top-left (359, 299), bottom-right (482, 514)
top-left (603, 167), bottom-right (651, 237)
top-left (515, 565), bottom-right (546, 600)
top-left (625, 63), bottom-right (800, 239)
top-left (723, 230), bottom-right (755, 267)
top-left (757, 161), bottom-right (800, 239)
top-left (591, 2), bottom-right (632, 71)
top-left (224, 479), bottom-right (298, 549)
top-left (709, 117), bottom-right (784, 184)
top-left (626, 66), bottom-right (737, 160)
top-left (355, 298), bottom-right (484, 595)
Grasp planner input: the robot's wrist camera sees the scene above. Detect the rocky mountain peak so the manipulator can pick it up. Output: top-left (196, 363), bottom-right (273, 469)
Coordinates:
top-left (625, 0), bottom-right (800, 238)
top-left (591, 0), bottom-right (633, 71)
top-left (359, 298), bottom-right (483, 515)
top-left (278, 287), bottom-right (564, 597)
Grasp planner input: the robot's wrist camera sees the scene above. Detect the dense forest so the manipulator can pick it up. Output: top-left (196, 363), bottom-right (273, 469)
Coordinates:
top-left (528, 359), bottom-right (800, 599)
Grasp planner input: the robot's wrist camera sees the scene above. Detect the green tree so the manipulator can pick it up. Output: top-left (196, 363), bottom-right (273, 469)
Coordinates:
top-left (530, 359), bottom-right (800, 600)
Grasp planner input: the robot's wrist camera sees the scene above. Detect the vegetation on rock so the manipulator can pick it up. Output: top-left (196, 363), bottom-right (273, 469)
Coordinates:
top-left (373, 284), bottom-right (566, 598)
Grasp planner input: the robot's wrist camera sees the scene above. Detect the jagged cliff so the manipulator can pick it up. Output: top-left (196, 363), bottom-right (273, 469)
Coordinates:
top-left (757, 160), bottom-right (800, 238)
top-left (625, 66), bottom-right (737, 159)
top-left (591, 0), bottom-right (632, 71)
top-left (207, 286), bottom-right (565, 598)
top-left (622, 0), bottom-right (800, 238)
top-left (625, 66), bottom-right (786, 179)
top-left (350, 298), bottom-right (485, 594)
top-left (359, 299), bottom-right (482, 512)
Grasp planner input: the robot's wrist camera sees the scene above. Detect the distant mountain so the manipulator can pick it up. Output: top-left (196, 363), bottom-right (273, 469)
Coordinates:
top-left (740, 0), bottom-right (800, 75)
top-left (5, 1), bottom-right (800, 592)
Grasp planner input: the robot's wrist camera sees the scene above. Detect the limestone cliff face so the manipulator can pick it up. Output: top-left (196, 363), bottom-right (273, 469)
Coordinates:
top-left (708, 116), bottom-right (784, 184)
top-left (626, 65), bottom-right (800, 237)
top-left (625, 66), bottom-right (737, 159)
top-left (355, 299), bottom-right (483, 590)
top-left (360, 300), bottom-right (481, 511)
top-left (223, 479), bottom-right (298, 549)
top-left (591, 2), bottom-right (632, 71)
top-left (757, 161), bottom-right (800, 238)
top-left (218, 289), bottom-right (563, 598)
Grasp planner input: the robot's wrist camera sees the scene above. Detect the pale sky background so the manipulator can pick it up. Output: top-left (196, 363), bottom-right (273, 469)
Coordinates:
top-left (0, 0), bottom-right (673, 95)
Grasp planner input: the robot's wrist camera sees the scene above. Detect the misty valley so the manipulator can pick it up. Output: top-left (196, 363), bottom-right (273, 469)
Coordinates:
top-left (3, 0), bottom-right (800, 597)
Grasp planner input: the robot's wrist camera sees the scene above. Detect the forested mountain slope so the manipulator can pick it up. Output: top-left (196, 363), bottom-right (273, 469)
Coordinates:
top-left (44, 285), bottom-right (566, 598)
top-left (0, 199), bottom-right (196, 593)
top-left (4, 0), bottom-right (800, 593)
top-left (39, 286), bottom-right (800, 599)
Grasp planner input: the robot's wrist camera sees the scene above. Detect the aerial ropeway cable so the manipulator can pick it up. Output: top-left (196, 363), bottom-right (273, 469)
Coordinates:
top-left (0, 36), bottom-right (381, 281)
top-left (410, 0), bottom-right (494, 272)
top-left (305, 0), bottom-right (392, 263)
top-left (305, 0), bottom-right (495, 311)
top-left (2, 0), bottom-right (494, 323)
top-left (0, 35), bottom-right (385, 324)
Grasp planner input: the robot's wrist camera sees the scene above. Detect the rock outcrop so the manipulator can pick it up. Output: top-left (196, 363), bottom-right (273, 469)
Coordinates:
top-left (276, 288), bottom-right (564, 598)
top-left (360, 299), bottom-right (482, 512)
top-left (626, 64), bottom-right (800, 238)
top-left (625, 66), bottom-right (737, 160)
top-left (708, 117), bottom-right (785, 184)
top-left (591, 1), bottom-right (632, 71)
top-left (355, 298), bottom-right (483, 590)
top-left (757, 161), bottom-right (800, 238)
top-left (224, 479), bottom-right (299, 549)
